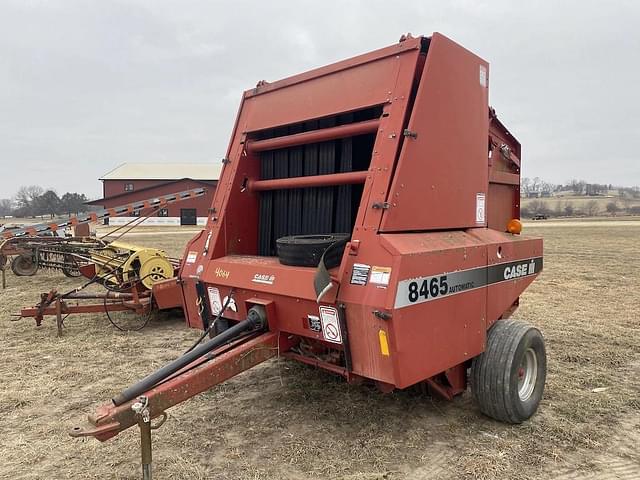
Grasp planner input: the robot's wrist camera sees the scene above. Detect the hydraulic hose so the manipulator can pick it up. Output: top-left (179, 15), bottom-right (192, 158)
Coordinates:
top-left (112, 306), bottom-right (267, 406)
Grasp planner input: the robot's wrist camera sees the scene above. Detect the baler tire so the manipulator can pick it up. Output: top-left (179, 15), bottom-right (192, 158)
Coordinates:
top-left (276, 234), bottom-right (349, 269)
top-left (470, 319), bottom-right (546, 424)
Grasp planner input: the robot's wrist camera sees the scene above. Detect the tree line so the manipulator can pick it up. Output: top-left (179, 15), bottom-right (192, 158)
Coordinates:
top-left (0, 186), bottom-right (89, 218)
top-left (522, 177), bottom-right (640, 199)
top-left (521, 177), bottom-right (640, 218)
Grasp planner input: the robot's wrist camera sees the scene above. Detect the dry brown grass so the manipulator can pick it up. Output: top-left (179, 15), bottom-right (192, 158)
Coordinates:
top-left (0, 223), bottom-right (639, 479)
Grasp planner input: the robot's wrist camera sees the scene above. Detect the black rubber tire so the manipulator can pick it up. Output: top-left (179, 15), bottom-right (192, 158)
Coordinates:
top-left (276, 234), bottom-right (349, 269)
top-left (470, 319), bottom-right (546, 423)
top-left (11, 254), bottom-right (38, 276)
top-left (61, 254), bottom-right (82, 277)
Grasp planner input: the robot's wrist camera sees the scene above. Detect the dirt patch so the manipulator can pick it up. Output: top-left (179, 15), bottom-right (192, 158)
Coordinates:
top-left (0, 223), bottom-right (638, 479)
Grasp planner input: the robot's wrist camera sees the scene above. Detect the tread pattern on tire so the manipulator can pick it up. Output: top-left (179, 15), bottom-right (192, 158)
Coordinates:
top-left (276, 234), bottom-right (349, 269)
top-left (471, 319), bottom-right (546, 423)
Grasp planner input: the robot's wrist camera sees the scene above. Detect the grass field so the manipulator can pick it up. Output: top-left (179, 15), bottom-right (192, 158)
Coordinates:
top-left (0, 220), bottom-right (638, 479)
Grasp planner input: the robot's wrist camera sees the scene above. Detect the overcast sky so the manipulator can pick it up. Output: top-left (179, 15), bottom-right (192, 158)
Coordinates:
top-left (1, 0), bottom-right (638, 199)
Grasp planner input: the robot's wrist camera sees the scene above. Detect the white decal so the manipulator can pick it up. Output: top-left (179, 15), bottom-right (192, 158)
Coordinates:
top-left (351, 263), bottom-right (370, 286)
top-left (504, 259), bottom-right (536, 280)
top-left (252, 273), bottom-right (275, 285)
top-left (207, 286), bottom-right (222, 315)
top-left (186, 251), bottom-right (198, 264)
top-left (476, 193), bottom-right (486, 224)
top-left (479, 65), bottom-right (487, 87)
top-left (370, 266), bottom-right (391, 286)
top-left (319, 306), bottom-right (342, 344)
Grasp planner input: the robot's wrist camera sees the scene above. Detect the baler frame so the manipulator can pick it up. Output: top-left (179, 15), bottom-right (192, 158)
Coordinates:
top-left (69, 33), bottom-right (545, 479)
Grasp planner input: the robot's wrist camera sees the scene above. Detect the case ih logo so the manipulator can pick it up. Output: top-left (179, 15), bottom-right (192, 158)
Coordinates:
top-left (502, 259), bottom-right (536, 280)
top-left (252, 273), bottom-right (275, 285)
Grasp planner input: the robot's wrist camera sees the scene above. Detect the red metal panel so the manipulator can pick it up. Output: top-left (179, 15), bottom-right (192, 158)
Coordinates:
top-left (152, 278), bottom-right (183, 310)
top-left (381, 231), bottom-right (488, 388)
top-left (381, 33), bottom-right (490, 231)
top-left (487, 184), bottom-right (516, 232)
top-left (241, 39), bottom-right (422, 132)
top-left (467, 229), bottom-right (543, 328)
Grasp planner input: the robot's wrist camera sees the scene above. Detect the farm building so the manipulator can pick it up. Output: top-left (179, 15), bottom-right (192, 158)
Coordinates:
top-left (87, 163), bottom-right (220, 225)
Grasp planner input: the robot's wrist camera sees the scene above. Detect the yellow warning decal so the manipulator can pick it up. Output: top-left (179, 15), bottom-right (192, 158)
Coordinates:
top-left (379, 330), bottom-right (390, 356)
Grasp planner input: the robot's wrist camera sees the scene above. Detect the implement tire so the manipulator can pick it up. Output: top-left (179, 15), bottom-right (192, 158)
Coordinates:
top-left (11, 253), bottom-right (39, 276)
top-left (470, 319), bottom-right (546, 423)
top-left (276, 234), bottom-right (349, 269)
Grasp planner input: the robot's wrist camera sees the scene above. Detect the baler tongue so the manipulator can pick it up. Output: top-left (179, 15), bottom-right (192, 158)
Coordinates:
top-left (70, 307), bottom-right (276, 476)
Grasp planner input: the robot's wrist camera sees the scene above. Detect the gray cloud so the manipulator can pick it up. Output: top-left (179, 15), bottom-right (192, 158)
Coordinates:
top-left (1, 0), bottom-right (638, 198)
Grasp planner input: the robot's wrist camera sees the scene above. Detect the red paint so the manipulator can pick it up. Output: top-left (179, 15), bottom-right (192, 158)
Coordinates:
top-left (75, 33), bottom-right (544, 442)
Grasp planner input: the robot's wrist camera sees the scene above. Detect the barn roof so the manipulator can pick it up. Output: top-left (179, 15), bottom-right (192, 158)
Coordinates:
top-left (100, 162), bottom-right (222, 181)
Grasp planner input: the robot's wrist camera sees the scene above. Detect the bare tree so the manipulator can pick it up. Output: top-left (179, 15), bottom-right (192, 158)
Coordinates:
top-left (0, 198), bottom-right (12, 217)
top-left (585, 200), bottom-right (600, 217)
top-left (606, 201), bottom-right (619, 214)
top-left (569, 179), bottom-right (585, 195)
top-left (532, 177), bottom-right (541, 194)
top-left (528, 200), bottom-right (550, 216)
top-left (564, 202), bottom-right (575, 216)
top-left (14, 185), bottom-right (44, 216)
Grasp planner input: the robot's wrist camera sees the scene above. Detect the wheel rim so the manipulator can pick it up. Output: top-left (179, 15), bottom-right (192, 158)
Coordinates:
top-left (517, 347), bottom-right (538, 401)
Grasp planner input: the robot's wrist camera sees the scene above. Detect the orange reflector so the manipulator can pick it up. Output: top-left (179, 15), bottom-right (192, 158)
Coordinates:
top-left (379, 330), bottom-right (390, 356)
top-left (507, 218), bottom-right (522, 234)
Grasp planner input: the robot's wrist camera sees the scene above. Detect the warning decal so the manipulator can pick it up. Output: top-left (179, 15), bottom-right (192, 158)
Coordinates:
top-left (476, 193), bottom-right (486, 224)
top-left (186, 251), bottom-right (198, 264)
top-left (207, 286), bottom-right (222, 315)
top-left (319, 306), bottom-right (342, 344)
top-left (370, 266), bottom-right (391, 286)
top-left (350, 263), bottom-right (370, 285)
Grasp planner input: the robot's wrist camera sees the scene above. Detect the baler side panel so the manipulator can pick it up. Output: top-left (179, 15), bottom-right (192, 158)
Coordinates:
top-left (381, 32), bottom-right (490, 232)
top-left (468, 229), bottom-right (543, 328)
top-left (380, 231), bottom-right (488, 388)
